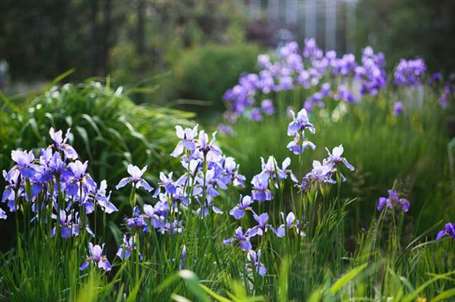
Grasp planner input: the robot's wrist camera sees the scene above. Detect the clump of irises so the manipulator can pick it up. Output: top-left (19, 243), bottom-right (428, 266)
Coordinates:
top-left (221, 39), bottom-right (453, 128)
top-left (393, 59), bottom-right (426, 87)
top-left (222, 108), bottom-right (358, 276)
top-left (1, 128), bottom-right (118, 271)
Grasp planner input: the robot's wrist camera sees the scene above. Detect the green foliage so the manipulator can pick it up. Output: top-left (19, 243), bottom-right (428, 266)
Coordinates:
top-left (0, 0), bottom-right (248, 81)
top-left (0, 81), bottom-right (193, 185)
top-left (173, 43), bottom-right (261, 114)
top-left (356, 0), bottom-right (455, 72)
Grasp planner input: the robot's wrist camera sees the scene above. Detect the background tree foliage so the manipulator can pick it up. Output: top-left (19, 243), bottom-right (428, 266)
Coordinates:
top-left (356, 0), bottom-right (455, 73)
top-left (0, 0), bottom-right (246, 82)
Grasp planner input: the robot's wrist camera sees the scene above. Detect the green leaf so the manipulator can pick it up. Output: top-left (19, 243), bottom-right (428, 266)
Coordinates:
top-left (330, 263), bottom-right (368, 295)
top-left (433, 288), bottom-right (455, 302)
top-left (402, 271), bottom-right (455, 302)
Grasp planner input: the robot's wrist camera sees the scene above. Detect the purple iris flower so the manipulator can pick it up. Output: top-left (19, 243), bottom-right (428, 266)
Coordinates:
top-left (80, 242), bottom-right (111, 272)
top-left (125, 206), bottom-right (147, 232)
top-left (66, 160), bottom-right (97, 204)
top-left (251, 173), bottom-right (272, 202)
top-left (430, 72), bottom-right (443, 85)
top-left (127, 216), bottom-right (148, 231)
top-left (250, 108), bottom-right (263, 121)
top-left (261, 156), bottom-right (285, 180)
top-left (223, 157), bottom-right (245, 188)
top-left (274, 211), bottom-right (305, 238)
top-left (247, 250), bottom-right (267, 277)
top-left (144, 201), bottom-right (169, 230)
top-left (323, 145), bottom-right (355, 171)
top-left (2, 168), bottom-right (20, 211)
top-left (217, 123), bottom-right (233, 135)
top-left (159, 172), bottom-right (176, 195)
top-left (276, 76), bottom-right (294, 91)
top-left (11, 150), bottom-right (37, 178)
top-left (171, 125), bottom-right (198, 158)
top-left (197, 130), bottom-right (222, 160)
top-left (435, 223), bottom-right (455, 240)
top-left (95, 180), bottom-right (118, 214)
top-left (223, 226), bottom-right (255, 251)
top-left (116, 164), bottom-right (152, 192)
top-left (52, 210), bottom-right (80, 239)
top-left (261, 99), bottom-right (275, 115)
top-left (376, 189), bottom-right (410, 213)
top-left (393, 101), bottom-right (404, 116)
top-left (439, 85), bottom-right (452, 109)
top-left (307, 160), bottom-right (334, 183)
top-left (335, 85), bottom-right (356, 103)
top-left (287, 133), bottom-right (316, 155)
top-left (287, 109), bottom-right (316, 155)
top-left (287, 109), bottom-right (315, 137)
top-left (303, 38), bottom-right (322, 60)
top-left (0, 208), bottom-right (7, 220)
top-left (116, 234), bottom-right (135, 260)
top-left (49, 128), bottom-right (78, 160)
top-left (251, 212), bottom-right (273, 236)
top-left (229, 195), bottom-right (254, 220)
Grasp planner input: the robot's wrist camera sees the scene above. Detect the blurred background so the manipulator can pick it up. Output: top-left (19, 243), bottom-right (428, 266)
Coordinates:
top-left (1, 0), bottom-right (454, 110)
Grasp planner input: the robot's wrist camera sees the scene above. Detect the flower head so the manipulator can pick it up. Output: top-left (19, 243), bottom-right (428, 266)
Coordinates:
top-left (80, 242), bottom-right (111, 272)
top-left (247, 249), bottom-right (267, 277)
top-left (171, 125), bottom-right (198, 158)
top-left (435, 223), bottom-right (455, 240)
top-left (49, 128), bottom-right (78, 159)
top-left (229, 195), bottom-right (254, 220)
top-left (376, 189), bottom-right (410, 213)
top-left (251, 173), bottom-right (272, 202)
top-left (287, 109), bottom-right (315, 137)
top-left (95, 180), bottom-right (118, 214)
top-left (116, 234), bottom-right (136, 260)
top-left (323, 145), bottom-right (354, 171)
top-left (116, 164), bottom-right (152, 192)
top-left (274, 211), bottom-right (305, 238)
top-left (393, 101), bottom-right (404, 116)
top-left (0, 208), bottom-right (7, 220)
top-left (223, 226), bottom-right (255, 251)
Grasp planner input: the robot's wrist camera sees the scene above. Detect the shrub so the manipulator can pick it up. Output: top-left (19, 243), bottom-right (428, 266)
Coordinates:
top-left (173, 43), bottom-right (261, 114)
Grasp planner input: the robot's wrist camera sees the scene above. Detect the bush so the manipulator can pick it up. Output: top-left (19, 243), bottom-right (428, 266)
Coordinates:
top-left (173, 43), bottom-right (261, 115)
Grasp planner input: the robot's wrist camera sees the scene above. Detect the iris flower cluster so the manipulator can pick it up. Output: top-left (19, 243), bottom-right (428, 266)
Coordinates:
top-left (0, 128), bottom-right (118, 271)
top-left (224, 110), bottom-right (354, 277)
top-left (223, 39), bottom-right (389, 122)
top-left (393, 59), bottom-right (426, 87)
top-left (114, 125), bottom-right (246, 263)
top-left (222, 39), bottom-right (454, 130)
